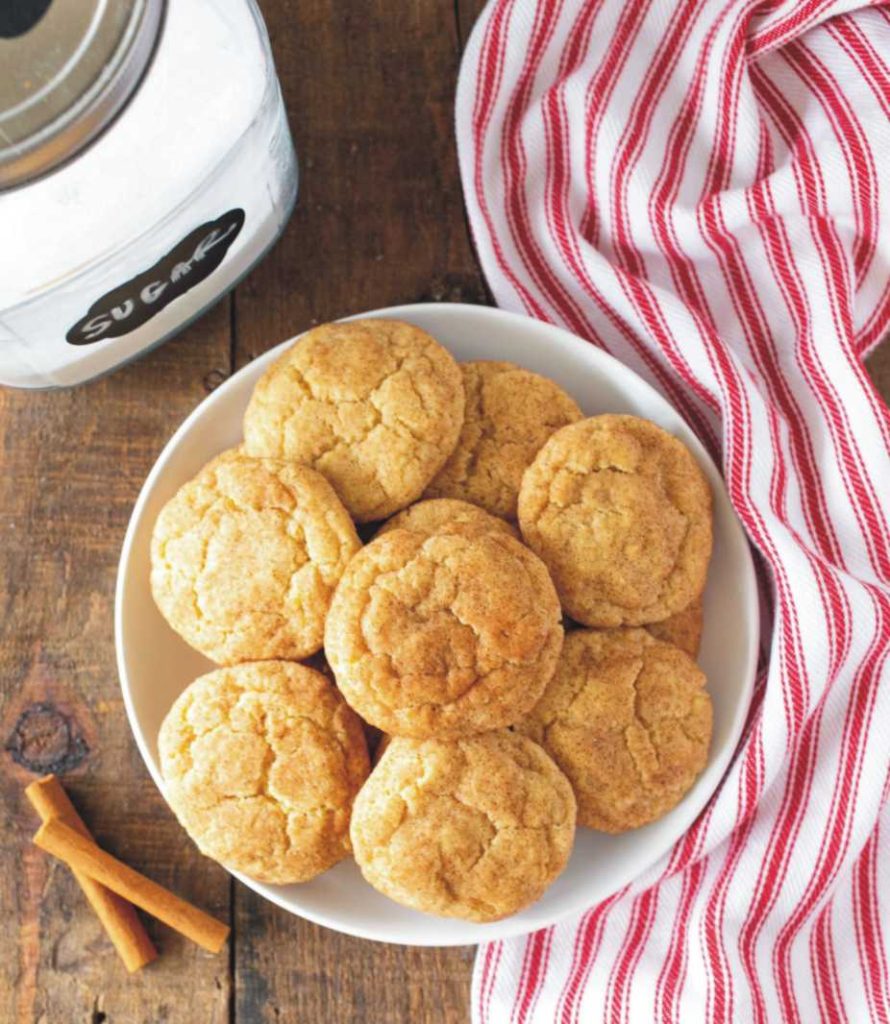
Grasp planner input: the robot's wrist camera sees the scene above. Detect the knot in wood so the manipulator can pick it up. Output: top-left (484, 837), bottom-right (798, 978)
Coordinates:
top-left (6, 702), bottom-right (89, 774)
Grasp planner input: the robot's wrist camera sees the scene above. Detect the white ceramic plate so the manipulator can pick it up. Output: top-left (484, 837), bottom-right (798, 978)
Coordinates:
top-left (116, 302), bottom-right (758, 946)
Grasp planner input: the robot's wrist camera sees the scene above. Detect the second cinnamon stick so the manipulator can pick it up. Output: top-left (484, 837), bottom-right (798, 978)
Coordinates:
top-left (34, 817), bottom-right (230, 954)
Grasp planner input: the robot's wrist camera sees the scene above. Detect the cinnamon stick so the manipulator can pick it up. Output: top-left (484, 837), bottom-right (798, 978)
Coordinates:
top-left (26, 775), bottom-right (157, 972)
top-left (34, 817), bottom-right (229, 954)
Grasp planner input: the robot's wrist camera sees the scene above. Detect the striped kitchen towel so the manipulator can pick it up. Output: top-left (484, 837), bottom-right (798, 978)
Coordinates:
top-left (455, 1), bottom-right (890, 1021)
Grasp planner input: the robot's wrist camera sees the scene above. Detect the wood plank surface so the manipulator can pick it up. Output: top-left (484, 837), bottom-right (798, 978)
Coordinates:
top-left (233, 0), bottom-right (488, 371)
top-left (2, 0), bottom-right (888, 1021)
top-left (0, 305), bottom-right (234, 1024)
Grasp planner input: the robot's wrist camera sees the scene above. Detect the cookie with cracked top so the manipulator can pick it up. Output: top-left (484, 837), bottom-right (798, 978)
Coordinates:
top-left (158, 661), bottom-right (370, 883)
top-left (514, 628), bottom-right (712, 832)
top-left (242, 319), bottom-right (465, 522)
top-left (351, 731), bottom-right (576, 921)
top-left (324, 527), bottom-right (563, 737)
top-left (425, 360), bottom-right (582, 519)
top-left (150, 448), bottom-right (360, 664)
top-left (518, 414), bottom-right (712, 627)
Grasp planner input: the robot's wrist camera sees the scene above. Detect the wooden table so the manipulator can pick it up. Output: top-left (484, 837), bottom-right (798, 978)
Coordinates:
top-left (3, 2), bottom-right (889, 1021)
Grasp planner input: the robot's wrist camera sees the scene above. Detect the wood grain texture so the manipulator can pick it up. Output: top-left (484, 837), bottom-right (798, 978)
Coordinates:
top-left (234, 0), bottom-right (489, 370)
top-left (1, 303), bottom-right (233, 1024)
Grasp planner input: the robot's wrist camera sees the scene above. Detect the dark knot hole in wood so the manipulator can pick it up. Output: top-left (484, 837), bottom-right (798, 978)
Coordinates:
top-left (5, 702), bottom-right (90, 775)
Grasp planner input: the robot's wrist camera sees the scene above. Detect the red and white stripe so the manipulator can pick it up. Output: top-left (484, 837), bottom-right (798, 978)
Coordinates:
top-left (455, 1), bottom-right (890, 1020)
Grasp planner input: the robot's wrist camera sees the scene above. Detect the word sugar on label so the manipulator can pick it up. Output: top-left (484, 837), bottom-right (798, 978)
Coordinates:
top-left (65, 209), bottom-right (245, 346)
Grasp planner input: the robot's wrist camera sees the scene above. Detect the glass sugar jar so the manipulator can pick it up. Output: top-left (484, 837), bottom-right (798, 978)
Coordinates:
top-left (0, 0), bottom-right (298, 388)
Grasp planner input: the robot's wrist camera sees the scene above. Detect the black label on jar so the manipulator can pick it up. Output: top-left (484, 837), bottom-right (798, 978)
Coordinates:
top-left (0, 1), bottom-right (53, 37)
top-left (65, 209), bottom-right (245, 346)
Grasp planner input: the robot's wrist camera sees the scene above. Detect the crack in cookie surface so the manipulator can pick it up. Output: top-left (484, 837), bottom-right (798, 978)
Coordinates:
top-left (325, 528), bottom-right (563, 737)
top-left (150, 450), bottom-right (361, 665)
top-left (350, 732), bottom-right (576, 921)
top-left (515, 628), bottom-right (712, 832)
top-left (518, 415), bottom-right (712, 626)
top-left (159, 661), bottom-right (370, 884)
top-left (242, 319), bottom-right (465, 522)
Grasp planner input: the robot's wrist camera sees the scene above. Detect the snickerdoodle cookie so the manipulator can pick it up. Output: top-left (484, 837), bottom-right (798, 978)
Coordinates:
top-left (158, 661), bottom-right (370, 883)
top-left (646, 597), bottom-right (704, 657)
top-left (150, 449), bottom-right (361, 665)
top-left (518, 415), bottom-right (712, 627)
top-left (350, 731), bottom-right (576, 921)
top-left (377, 497), bottom-right (519, 541)
top-left (425, 361), bottom-right (582, 519)
top-left (243, 319), bottom-right (465, 522)
top-left (515, 629), bottom-right (712, 832)
top-left (324, 528), bottom-right (563, 737)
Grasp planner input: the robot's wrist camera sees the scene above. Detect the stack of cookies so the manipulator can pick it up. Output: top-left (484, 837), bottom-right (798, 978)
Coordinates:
top-left (151, 318), bottom-right (714, 922)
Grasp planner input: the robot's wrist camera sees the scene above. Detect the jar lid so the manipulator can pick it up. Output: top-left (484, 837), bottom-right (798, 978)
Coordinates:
top-left (0, 0), bottom-right (165, 190)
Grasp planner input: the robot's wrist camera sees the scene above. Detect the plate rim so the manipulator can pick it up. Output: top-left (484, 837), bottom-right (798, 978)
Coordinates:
top-left (115, 300), bottom-right (759, 946)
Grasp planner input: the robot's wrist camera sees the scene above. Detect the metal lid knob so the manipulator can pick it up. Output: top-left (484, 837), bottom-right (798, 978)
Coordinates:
top-left (0, 0), bottom-right (165, 190)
